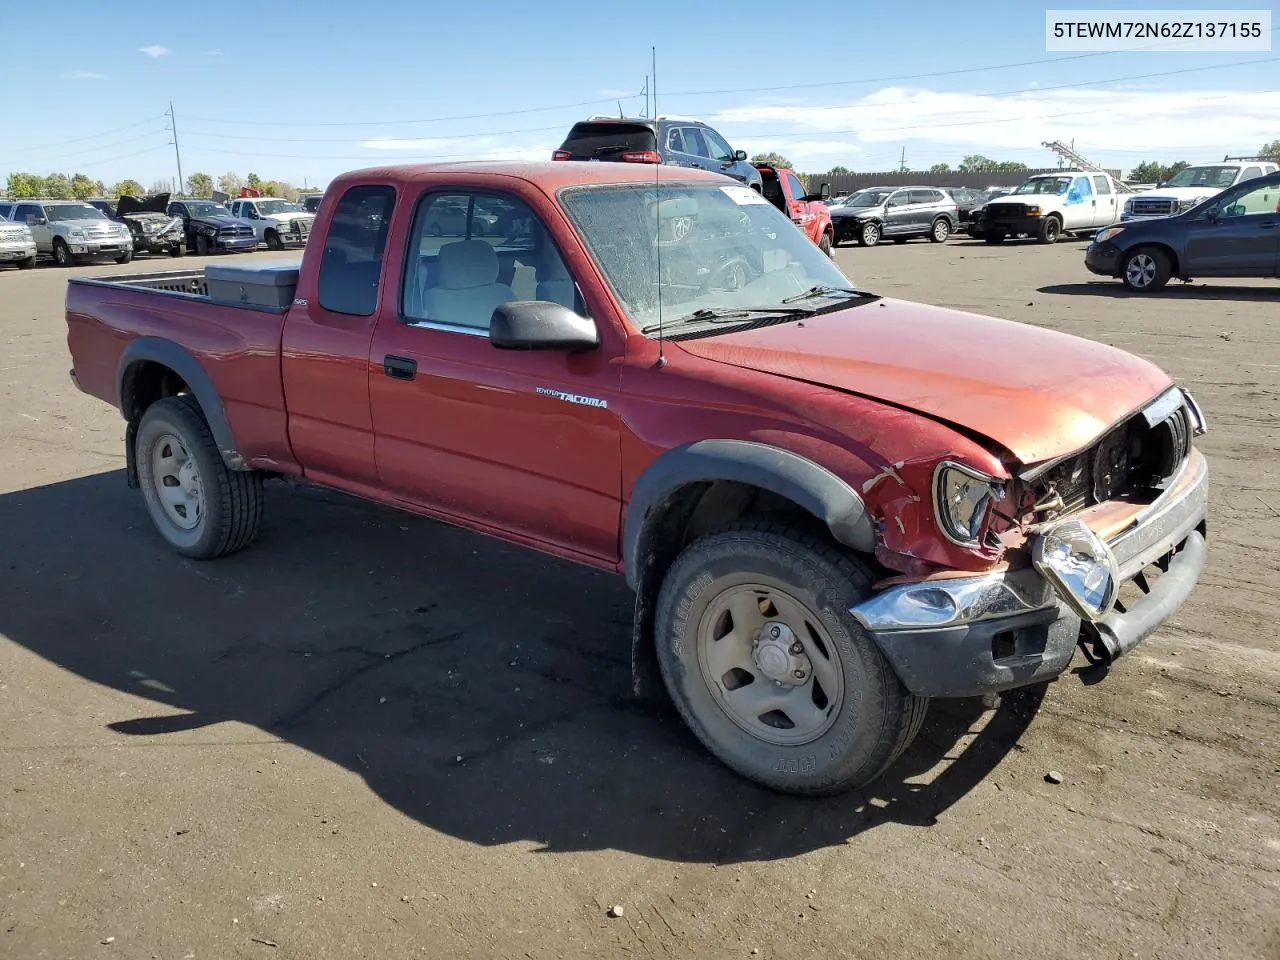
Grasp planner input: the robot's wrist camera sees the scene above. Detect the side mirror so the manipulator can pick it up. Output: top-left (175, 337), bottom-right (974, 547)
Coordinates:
top-left (819, 182), bottom-right (830, 199)
top-left (733, 149), bottom-right (748, 162)
top-left (28, 216), bottom-right (47, 226)
top-left (489, 301), bottom-right (598, 352)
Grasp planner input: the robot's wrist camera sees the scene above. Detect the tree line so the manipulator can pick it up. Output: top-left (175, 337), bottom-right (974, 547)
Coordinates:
top-left (5, 170), bottom-right (315, 202)
top-left (751, 152), bottom-right (1029, 178)
top-left (1127, 140), bottom-right (1280, 182)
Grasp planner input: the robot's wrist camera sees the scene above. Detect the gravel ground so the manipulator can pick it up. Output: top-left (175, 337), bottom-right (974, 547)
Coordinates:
top-left (1, 239), bottom-right (1277, 960)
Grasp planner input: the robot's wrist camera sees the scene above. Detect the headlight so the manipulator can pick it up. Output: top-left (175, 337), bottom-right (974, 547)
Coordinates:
top-left (1177, 198), bottom-right (1201, 212)
top-left (933, 462), bottom-right (1005, 545)
top-left (1032, 519), bottom-right (1119, 620)
top-left (1025, 205), bottom-right (1041, 216)
top-left (1123, 199), bottom-right (1134, 213)
top-left (68, 228), bottom-right (85, 240)
top-left (1096, 226), bottom-right (1125, 243)
top-left (1180, 387), bottom-right (1207, 436)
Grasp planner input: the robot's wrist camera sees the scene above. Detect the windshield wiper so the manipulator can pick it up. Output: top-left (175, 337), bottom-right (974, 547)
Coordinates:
top-left (779, 284), bottom-right (876, 303)
top-left (639, 305), bottom-right (815, 334)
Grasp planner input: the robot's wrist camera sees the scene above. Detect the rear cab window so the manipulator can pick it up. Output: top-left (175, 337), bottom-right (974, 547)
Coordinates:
top-left (317, 184), bottom-right (396, 316)
top-left (558, 122), bottom-right (656, 161)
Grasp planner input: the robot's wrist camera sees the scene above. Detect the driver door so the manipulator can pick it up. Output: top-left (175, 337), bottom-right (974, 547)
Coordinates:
top-left (1183, 180), bottom-right (1280, 276)
top-left (368, 188), bottom-right (624, 562)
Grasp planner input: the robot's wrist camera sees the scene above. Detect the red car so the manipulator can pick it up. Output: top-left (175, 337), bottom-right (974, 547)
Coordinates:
top-left (66, 161), bottom-right (1208, 796)
top-left (755, 163), bottom-right (834, 255)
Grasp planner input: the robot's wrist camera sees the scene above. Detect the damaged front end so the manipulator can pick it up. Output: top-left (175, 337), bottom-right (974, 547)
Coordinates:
top-left (851, 385), bottom-right (1209, 698)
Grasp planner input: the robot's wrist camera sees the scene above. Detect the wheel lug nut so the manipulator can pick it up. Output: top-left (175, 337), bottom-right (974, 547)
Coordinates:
top-left (793, 670), bottom-right (805, 679)
top-left (769, 626), bottom-right (781, 639)
top-left (790, 642), bottom-right (803, 655)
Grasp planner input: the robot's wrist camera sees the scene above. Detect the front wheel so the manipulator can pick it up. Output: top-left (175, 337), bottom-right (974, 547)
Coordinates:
top-left (115, 250), bottom-right (133, 264)
top-left (857, 222), bottom-right (881, 247)
top-left (17, 255), bottom-right (35, 270)
top-left (1037, 216), bottom-right (1061, 244)
top-left (265, 229), bottom-right (284, 251)
top-left (53, 238), bottom-right (74, 267)
top-left (655, 522), bottom-right (928, 796)
top-left (169, 242), bottom-right (187, 257)
top-left (930, 218), bottom-right (951, 243)
top-left (1121, 246), bottom-right (1172, 293)
top-left (194, 234), bottom-right (211, 256)
top-left (136, 395), bottom-right (264, 559)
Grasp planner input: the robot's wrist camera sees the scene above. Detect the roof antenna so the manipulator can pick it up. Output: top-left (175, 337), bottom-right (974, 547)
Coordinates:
top-left (652, 44), bottom-right (665, 369)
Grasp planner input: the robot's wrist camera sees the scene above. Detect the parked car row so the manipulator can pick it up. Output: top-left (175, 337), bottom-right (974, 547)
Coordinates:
top-left (0, 192), bottom-right (317, 267)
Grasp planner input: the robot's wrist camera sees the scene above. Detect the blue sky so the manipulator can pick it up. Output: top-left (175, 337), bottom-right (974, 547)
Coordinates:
top-left (2, 0), bottom-right (1277, 190)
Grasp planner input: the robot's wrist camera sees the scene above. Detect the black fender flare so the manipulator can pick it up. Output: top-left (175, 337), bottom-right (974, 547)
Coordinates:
top-left (623, 439), bottom-right (875, 592)
top-left (116, 336), bottom-right (247, 471)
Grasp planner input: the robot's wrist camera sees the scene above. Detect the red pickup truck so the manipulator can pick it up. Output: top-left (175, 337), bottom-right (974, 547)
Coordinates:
top-left (755, 163), bottom-right (834, 255)
top-left (66, 161), bottom-right (1209, 797)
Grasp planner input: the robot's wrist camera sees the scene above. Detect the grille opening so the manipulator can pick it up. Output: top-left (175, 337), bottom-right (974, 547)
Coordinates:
top-left (992, 630), bottom-right (1018, 661)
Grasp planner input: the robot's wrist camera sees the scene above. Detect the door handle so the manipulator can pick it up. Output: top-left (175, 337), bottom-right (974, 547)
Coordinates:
top-left (383, 355), bottom-right (417, 380)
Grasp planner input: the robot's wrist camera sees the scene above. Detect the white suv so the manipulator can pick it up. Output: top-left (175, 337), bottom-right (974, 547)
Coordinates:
top-left (1122, 159), bottom-right (1280, 221)
top-left (8, 199), bottom-right (134, 266)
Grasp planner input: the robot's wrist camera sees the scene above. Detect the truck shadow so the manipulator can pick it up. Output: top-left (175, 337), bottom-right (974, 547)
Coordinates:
top-left (1039, 282), bottom-right (1280, 302)
top-left (0, 470), bottom-right (1044, 864)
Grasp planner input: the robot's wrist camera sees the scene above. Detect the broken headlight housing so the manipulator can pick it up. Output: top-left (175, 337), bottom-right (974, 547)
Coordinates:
top-left (933, 462), bottom-right (1005, 545)
top-left (1032, 519), bottom-right (1119, 621)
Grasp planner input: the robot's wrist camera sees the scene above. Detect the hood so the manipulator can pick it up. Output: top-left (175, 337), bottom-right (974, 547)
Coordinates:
top-left (192, 213), bottom-right (255, 228)
top-left (676, 298), bottom-right (1172, 465)
top-left (117, 193), bottom-right (170, 217)
top-left (264, 211), bottom-right (314, 224)
top-left (830, 205), bottom-right (880, 219)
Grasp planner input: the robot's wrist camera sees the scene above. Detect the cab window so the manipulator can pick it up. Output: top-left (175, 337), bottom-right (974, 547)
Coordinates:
top-left (317, 184), bottom-right (396, 316)
top-left (401, 191), bottom-right (583, 331)
top-left (785, 173), bottom-right (809, 201)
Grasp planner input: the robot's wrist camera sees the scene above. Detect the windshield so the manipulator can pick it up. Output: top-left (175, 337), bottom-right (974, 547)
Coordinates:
top-left (559, 181), bottom-right (859, 336)
top-left (847, 189), bottom-right (893, 208)
top-left (46, 204), bottom-right (107, 222)
top-left (1163, 165), bottom-right (1238, 188)
top-left (1013, 177), bottom-right (1071, 196)
top-left (256, 199), bottom-right (303, 215)
top-left (186, 202), bottom-right (231, 217)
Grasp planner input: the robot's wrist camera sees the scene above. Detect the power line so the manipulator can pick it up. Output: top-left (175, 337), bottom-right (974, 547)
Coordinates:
top-left (0, 117), bottom-right (166, 158)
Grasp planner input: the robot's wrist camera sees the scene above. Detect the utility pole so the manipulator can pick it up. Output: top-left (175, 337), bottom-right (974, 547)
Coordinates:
top-left (165, 101), bottom-right (185, 196)
top-left (642, 76), bottom-right (649, 118)
top-left (651, 46), bottom-right (657, 118)
top-left (898, 147), bottom-right (907, 173)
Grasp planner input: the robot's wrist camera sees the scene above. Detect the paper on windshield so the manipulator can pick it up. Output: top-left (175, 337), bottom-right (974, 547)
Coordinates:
top-left (720, 185), bottom-right (769, 206)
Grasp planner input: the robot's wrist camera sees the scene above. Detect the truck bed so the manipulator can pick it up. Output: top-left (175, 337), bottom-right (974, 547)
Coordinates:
top-left (66, 264), bottom-right (300, 474)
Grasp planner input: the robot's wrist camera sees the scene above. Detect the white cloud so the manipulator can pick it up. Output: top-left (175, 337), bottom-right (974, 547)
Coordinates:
top-left (62, 70), bottom-right (105, 80)
top-left (599, 88), bottom-right (636, 98)
top-left (712, 85), bottom-right (1280, 170)
top-left (138, 45), bottom-right (171, 58)
top-left (205, 49), bottom-right (224, 57)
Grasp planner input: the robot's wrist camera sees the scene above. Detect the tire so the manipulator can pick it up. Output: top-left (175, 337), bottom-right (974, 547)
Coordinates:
top-left (1121, 246), bottom-right (1172, 293)
top-left (115, 250), bottom-right (133, 265)
top-left (135, 395), bottom-right (264, 559)
top-left (930, 218), bottom-right (951, 243)
top-left (857, 222), bottom-right (881, 247)
top-left (52, 238), bottom-right (74, 267)
top-left (654, 521), bottom-right (928, 796)
top-left (265, 229), bottom-right (284, 251)
top-left (818, 231), bottom-right (833, 257)
top-left (169, 243), bottom-right (186, 257)
top-left (17, 255), bottom-right (35, 270)
top-left (195, 234), bottom-right (211, 256)
top-left (1037, 216), bottom-right (1061, 244)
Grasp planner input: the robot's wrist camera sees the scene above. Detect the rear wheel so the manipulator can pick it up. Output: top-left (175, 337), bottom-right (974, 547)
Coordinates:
top-left (1121, 246), bottom-right (1172, 293)
top-left (818, 231), bottom-right (833, 257)
top-left (655, 521), bottom-right (928, 796)
top-left (858, 222), bottom-right (881, 247)
top-left (135, 395), bottom-right (264, 559)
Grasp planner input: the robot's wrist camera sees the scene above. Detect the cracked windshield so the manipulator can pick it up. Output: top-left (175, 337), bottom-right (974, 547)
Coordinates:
top-left (561, 181), bottom-right (860, 334)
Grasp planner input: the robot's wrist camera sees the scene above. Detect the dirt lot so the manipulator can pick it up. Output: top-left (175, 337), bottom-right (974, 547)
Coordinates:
top-left (1, 240), bottom-right (1277, 960)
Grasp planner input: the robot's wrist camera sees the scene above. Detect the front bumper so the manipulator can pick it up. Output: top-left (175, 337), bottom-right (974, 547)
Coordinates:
top-left (215, 235), bottom-right (259, 251)
top-left (67, 237), bottom-right (132, 257)
top-left (1085, 240), bottom-right (1122, 276)
top-left (850, 448), bottom-right (1208, 697)
top-left (983, 214), bottom-right (1042, 236)
top-left (0, 243), bottom-right (36, 261)
top-left (831, 217), bottom-right (865, 242)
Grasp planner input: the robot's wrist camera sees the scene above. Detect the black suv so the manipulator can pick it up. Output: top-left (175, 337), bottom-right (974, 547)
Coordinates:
top-left (1085, 170), bottom-right (1280, 292)
top-left (553, 116), bottom-right (764, 192)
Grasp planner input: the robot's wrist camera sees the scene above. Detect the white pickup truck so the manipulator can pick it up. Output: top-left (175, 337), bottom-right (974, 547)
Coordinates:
top-left (1121, 159), bottom-right (1280, 222)
top-left (228, 197), bottom-right (315, 249)
top-left (976, 170), bottom-right (1131, 243)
